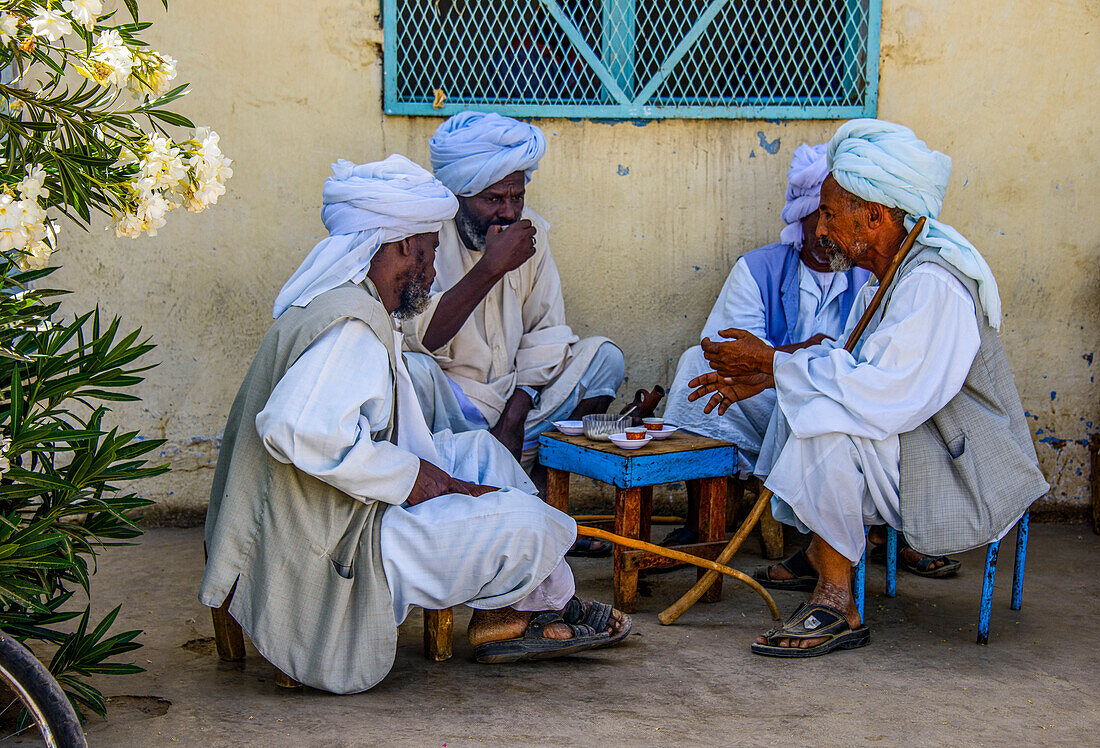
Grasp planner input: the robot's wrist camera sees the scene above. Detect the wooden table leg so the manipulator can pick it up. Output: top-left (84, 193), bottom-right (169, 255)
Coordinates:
top-left (640, 486), bottom-right (653, 543)
top-left (273, 665), bottom-right (302, 689)
top-left (614, 486), bottom-right (642, 613)
top-left (423, 608), bottom-right (453, 662)
top-left (695, 477), bottom-right (726, 603)
top-left (546, 467), bottom-right (569, 514)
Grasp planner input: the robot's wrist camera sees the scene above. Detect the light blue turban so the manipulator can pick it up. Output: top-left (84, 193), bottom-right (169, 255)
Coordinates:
top-left (429, 111), bottom-right (547, 197)
top-left (829, 119), bottom-right (1002, 329)
top-left (273, 154), bottom-right (458, 318)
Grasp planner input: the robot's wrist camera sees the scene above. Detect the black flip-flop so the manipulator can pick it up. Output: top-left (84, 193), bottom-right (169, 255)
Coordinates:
top-left (751, 602), bottom-right (870, 658)
top-left (869, 541), bottom-right (961, 579)
top-left (473, 612), bottom-right (611, 664)
top-left (566, 537), bottom-right (613, 558)
top-left (751, 547), bottom-right (818, 592)
top-left (562, 597), bottom-right (632, 649)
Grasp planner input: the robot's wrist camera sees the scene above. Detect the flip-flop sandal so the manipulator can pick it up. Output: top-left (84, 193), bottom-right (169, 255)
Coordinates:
top-left (751, 602), bottom-right (870, 658)
top-left (566, 537), bottom-right (613, 558)
top-left (869, 541), bottom-right (961, 579)
top-left (562, 597), bottom-right (632, 649)
top-left (751, 547), bottom-right (818, 592)
top-left (473, 612), bottom-right (611, 664)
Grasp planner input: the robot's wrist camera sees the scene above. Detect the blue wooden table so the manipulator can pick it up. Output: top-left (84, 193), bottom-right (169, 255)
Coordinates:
top-left (539, 431), bottom-right (738, 612)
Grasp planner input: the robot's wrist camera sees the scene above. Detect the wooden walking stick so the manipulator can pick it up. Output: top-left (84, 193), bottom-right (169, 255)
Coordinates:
top-left (657, 217), bottom-right (926, 625)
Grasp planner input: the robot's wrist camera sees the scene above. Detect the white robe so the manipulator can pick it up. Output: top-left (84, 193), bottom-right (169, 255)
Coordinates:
top-left (756, 263), bottom-right (985, 563)
top-left (665, 259), bottom-right (856, 475)
top-left (402, 209), bottom-right (615, 430)
top-left (256, 319), bottom-right (576, 624)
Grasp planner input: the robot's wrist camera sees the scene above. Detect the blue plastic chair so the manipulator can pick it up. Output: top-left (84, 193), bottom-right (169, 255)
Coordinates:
top-left (854, 512), bottom-right (1030, 644)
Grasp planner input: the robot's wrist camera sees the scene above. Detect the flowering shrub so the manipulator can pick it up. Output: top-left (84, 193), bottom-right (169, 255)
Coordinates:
top-left (0, 0), bottom-right (232, 261)
top-left (0, 0), bottom-right (230, 722)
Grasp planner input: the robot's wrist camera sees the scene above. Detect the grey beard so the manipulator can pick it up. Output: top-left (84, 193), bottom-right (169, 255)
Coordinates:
top-left (455, 209), bottom-right (487, 251)
top-left (392, 275), bottom-right (432, 319)
top-left (828, 250), bottom-right (854, 272)
top-left (821, 237), bottom-right (868, 273)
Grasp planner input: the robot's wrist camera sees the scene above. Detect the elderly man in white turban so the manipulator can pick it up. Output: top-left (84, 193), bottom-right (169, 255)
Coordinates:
top-left (689, 120), bottom-right (1047, 658)
top-left (659, 144), bottom-right (870, 549)
top-left (200, 155), bottom-right (630, 694)
top-left (401, 112), bottom-right (629, 489)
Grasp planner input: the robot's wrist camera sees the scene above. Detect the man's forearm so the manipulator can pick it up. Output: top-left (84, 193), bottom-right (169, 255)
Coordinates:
top-left (421, 263), bottom-right (502, 351)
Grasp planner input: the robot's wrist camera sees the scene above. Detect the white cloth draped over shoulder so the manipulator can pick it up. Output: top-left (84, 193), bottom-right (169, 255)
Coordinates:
top-left (779, 143), bottom-right (829, 247)
top-left (829, 119), bottom-right (1002, 329)
top-left (272, 155), bottom-right (457, 318)
top-left (429, 111), bottom-right (546, 197)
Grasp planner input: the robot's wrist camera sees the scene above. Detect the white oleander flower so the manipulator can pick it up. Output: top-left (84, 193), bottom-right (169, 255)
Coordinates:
top-left (129, 50), bottom-right (177, 99)
top-left (0, 13), bottom-right (19, 44)
top-left (112, 210), bottom-right (143, 238)
top-left (15, 239), bottom-right (52, 271)
top-left (78, 29), bottom-right (133, 88)
top-left (0, 193), bottom-right (18, 231)
top-left (0, 223), bottom-right (30, 252)
top-left (0, 435), bottom-right (10, 477)
top-left (29, 9), bottom-right (72, 42)
top-left (61, 0), bottom-right (101, 32)
top-left (141, 135), bottom-right (187, 192)
top-left (17, 166), bottom-right (47, 202)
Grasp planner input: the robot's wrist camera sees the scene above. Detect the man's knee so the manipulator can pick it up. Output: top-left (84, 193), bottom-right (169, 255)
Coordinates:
top-left (583, 342), bottom-right (625, 394)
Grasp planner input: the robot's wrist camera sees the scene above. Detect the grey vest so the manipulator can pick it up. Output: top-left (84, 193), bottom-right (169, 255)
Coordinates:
top-left (199, 281), bottom-right (402, 694)
top-left (874, 246), bottom-right (1049, 556)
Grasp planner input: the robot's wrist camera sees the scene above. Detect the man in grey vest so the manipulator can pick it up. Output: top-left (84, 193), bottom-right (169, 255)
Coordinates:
top-left (200, 155), bottom-right (629, 694)
top-left (688, 120), bottom-right (1047, 658)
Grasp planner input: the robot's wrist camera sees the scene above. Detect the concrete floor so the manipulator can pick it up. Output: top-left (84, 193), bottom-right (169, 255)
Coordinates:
top-left (34, 523), bottom-right (1100, 746)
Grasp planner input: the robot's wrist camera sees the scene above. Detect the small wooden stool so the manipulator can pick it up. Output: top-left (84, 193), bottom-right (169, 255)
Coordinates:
top-left (210, 591), bottom-right (453, 688)
top-left (538, 431), bottom-right (738, 613)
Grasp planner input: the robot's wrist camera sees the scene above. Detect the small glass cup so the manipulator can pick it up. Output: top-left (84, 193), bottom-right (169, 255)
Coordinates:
top-left (642, 417), bottom-right (664, 431)
top-left (625, 427), bottom-right (647, 440)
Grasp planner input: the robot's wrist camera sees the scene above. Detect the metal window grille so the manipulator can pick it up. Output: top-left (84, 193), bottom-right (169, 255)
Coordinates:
top-left (383, 0), bottom-right (881, 120)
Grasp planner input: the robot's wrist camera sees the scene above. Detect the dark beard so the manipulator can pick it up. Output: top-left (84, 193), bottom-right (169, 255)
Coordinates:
top-left (392, 272), bottom-right (432, 319)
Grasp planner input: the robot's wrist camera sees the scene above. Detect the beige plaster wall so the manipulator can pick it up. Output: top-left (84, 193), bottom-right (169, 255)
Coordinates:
top-left (54, 1), bottom-right (1098, 518)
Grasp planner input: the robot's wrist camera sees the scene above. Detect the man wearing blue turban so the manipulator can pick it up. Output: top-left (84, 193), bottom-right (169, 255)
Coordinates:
top-left (690, 120), bottom-right (1047, 658)
top-left (403, 112), bottom-right (632, 555)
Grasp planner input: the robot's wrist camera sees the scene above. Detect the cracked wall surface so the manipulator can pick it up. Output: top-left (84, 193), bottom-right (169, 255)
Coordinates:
top-left (53, 1), bottom-right (1098, 518)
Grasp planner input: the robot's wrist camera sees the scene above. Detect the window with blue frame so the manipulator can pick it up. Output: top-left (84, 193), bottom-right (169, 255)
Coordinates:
top-left (383, 0), bottom-right (881, 120)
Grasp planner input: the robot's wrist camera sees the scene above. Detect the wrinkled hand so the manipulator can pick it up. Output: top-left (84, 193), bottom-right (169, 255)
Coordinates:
top-left (406, 459), bottom-right (497, 505)
top-left (700, 328), bottom-right (775, 379)
top-left (687, 371), bottom-right (773, 415)
top-left (480, 220), bottom-right (536, 277)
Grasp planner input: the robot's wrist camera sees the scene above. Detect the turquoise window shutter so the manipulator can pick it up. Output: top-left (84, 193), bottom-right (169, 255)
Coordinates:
top-left (383, 0), bottom-right (881, 120)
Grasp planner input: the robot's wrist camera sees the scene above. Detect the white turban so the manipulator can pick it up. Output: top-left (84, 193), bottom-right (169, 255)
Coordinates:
top-left (272, 154), bottom-right (458, 318)
top-left (429, 111), bottom-right (547, 197)
top-left (829, 119), bottom-right (1002, 330)
top-left (779, 142), bottom-right (829, 247)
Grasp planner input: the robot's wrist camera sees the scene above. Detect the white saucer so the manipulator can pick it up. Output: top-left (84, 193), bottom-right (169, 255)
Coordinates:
top-left (646, 425), bottom-right (680, 440)
top-left (609, 432), bottom-right (652, 449)
top-left (553, 420), bottom-right (585, 436)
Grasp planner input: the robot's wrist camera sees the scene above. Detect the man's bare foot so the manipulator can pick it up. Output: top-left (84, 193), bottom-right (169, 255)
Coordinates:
top-left (467, 605), bottom-right (628, 646)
